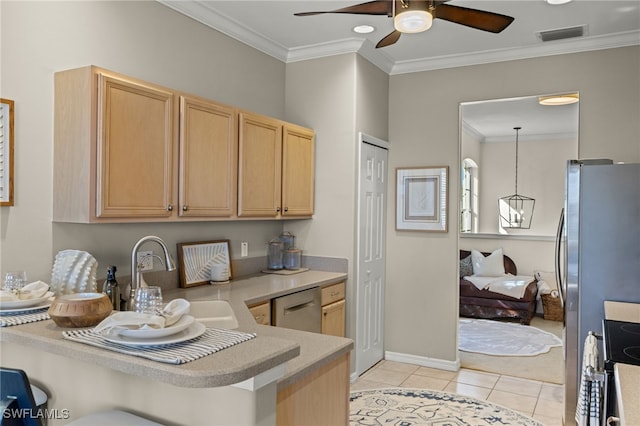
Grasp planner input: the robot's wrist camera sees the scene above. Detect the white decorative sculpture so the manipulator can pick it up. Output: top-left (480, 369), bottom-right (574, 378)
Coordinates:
top-left (50, 250), bottom-right (98, 295)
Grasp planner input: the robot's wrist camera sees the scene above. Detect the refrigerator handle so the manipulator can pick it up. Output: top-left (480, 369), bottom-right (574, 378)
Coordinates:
top-left (555, 208), bottom-right (565, 307)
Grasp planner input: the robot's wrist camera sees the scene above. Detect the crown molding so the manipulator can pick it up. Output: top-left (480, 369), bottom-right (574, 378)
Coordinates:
top-left (158, 1), bottom-right (640, 76)
top-left (390, 30), bottom-right (640, 75)
top-left (158, 0), bottom-right (290, 61)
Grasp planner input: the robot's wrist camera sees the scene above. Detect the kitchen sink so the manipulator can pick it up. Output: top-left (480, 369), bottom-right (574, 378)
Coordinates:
top-left (189, 300), bottom-right (239, 329)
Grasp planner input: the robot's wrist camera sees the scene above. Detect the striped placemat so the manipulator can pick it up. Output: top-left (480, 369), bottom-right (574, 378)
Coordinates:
top-left (0, 309), bottom-right (51, 327)
top-left (62, 327), bottom-right (257, 364)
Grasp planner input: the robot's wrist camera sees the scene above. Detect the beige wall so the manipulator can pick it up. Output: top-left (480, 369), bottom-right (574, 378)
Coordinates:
top-left (0, 1), bottom-right (286, 280)
top-left (387, 46), bottom-right (640, 363)
top-left (284, 54), bottom-right (389, 372)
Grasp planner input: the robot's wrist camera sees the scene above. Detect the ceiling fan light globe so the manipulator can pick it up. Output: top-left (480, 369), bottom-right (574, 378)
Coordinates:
top-left (394, 10), bottom-right (432, 33)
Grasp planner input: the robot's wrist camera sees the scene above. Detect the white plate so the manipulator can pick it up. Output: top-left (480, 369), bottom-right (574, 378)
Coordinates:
top-left (117, 315), bottom-right (195, 339)
top-left (0, 301), bottom-right (52, 315)
top-left (0, 292), bottom-right (54, 310)
top-left (102, 322), bottom-right (206, 347)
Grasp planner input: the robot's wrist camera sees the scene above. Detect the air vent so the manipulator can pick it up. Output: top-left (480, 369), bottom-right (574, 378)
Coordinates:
top-left (536, 25), bottom-right (586, 42)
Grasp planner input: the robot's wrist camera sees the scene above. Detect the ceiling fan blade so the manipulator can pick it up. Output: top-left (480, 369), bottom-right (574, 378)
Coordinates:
top-left (294, 0), bottom-right (392, 17)
top-left (434, 4), bottom-right (514, 33)
top-left (376, 30), bottom-right (402, 48)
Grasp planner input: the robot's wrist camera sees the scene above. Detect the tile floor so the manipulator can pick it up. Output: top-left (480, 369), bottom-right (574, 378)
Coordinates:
top-left (351, 359), bottom-right (563, 425)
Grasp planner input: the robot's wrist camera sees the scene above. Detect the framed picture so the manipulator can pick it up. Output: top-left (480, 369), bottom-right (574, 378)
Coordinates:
top-left (177, 240), bottom-right (233, 288)
top-left (396, 166), bottom-right (448, 232)
top-left (0, 98), bottom-right (14, 206)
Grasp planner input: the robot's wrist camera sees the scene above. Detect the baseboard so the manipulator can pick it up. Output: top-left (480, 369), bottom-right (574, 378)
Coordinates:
top-left (384, 351), bottom-right (460, 372)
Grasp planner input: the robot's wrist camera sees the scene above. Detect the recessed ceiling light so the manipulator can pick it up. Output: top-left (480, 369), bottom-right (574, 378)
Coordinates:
top-left (353, 25), bottom-right (375, 34)
top-left (546, 0), bottom-right (572, 4)
top-left (539, 93), bottom-right (579, 106)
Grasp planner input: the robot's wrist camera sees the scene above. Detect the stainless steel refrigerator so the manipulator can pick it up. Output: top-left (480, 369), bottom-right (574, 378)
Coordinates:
top-left (559, 160), bottom-right (640, 425)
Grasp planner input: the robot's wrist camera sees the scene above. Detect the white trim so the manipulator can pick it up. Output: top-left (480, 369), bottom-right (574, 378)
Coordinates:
top-left (389, 30), bottom-right (640, 75)
top-left (384, 351), bottom-right (460, 372)
top-left (231, 364), bottom-right (286, 391)
top-left (460, 232), bottom-right (556, 242)
top-left (359, 132), bottom-right (390, 151)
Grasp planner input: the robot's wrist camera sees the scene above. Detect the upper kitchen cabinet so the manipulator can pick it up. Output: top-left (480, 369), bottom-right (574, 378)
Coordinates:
top-left (179, 95), bottom-right (237, 217)
top-left (54, 66), bottom-right (238, 222)
top-left (238, 112), bottom-right (315, 218)
top-left (54, 66), bottom-right (175, 222)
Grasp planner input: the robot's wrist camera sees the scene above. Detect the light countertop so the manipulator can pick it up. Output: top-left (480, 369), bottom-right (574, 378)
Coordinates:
top-left (0, 270), bottom-right (352, 389)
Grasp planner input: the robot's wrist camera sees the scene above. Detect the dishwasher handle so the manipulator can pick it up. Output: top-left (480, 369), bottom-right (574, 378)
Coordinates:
top-left (284, 300), bottom-right (316, 315)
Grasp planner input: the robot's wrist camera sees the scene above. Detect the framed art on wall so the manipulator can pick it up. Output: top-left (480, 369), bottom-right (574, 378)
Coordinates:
top-left (177, 240), bottom-right (233, 288)
top-left (0, 98), bottom-right (14, 206)
top-left (396, 166), bottom-right (448, 232)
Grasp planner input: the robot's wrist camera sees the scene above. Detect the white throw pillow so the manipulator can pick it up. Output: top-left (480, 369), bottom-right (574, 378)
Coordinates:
top-left (471, 248), bottom-right (506, 276)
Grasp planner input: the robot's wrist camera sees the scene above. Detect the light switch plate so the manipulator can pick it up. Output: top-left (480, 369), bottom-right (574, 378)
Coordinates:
top-left (137, 251), bottom-right (153, 271)
top-left (241, 242), bottom-right (248, 257)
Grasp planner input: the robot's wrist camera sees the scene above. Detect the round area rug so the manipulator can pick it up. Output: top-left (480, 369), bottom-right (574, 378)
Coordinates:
top-left (350, 388), bottom-right (542, 426)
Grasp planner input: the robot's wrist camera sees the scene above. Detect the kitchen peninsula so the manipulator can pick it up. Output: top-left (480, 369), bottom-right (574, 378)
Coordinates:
top-left (0, 270), bottom-right (352, 426)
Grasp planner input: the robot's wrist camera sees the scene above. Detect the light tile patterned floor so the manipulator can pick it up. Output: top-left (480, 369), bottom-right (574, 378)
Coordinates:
top-left (351, 360), bottom-right (563, 426)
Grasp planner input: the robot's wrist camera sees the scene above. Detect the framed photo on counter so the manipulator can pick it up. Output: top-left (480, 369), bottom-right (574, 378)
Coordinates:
top-left (177, 240), bottom-right (233, 288)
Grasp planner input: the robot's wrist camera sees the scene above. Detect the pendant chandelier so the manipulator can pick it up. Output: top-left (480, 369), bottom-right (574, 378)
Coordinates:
top-left (499, 127), bottom-right (535, 229)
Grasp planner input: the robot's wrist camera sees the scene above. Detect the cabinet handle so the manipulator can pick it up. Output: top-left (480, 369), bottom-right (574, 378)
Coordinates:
top-left (276, 207), bottom-right (281, 212)
top-left (167, 204), bottom-right (173, 211)
top-left (182, 205), bottom-right (188, 211)
top-left (607, 417), bottom-right (620, 426)
top-left (284, 207), bottom-right (289, 212)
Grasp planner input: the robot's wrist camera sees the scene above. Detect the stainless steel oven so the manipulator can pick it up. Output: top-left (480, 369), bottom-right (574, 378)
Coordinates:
top-left (272, 287), bottom-right (321, 333)
top-left (602, 319), bottom-right (640, 425)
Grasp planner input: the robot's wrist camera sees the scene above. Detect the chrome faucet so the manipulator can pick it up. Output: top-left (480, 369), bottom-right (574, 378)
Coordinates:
top-left (128, 235), bottom-right (177, 310)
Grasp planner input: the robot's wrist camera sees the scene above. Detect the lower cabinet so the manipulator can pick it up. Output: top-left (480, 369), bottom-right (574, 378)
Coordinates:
top-left (321, 282), bottom-right (346, 337)
top-left (322, 299), bottom-right (346, 337)
top-left (248, 301), bottom-right (271, 325)
top-left (276, 352), bottom-right (350, 426)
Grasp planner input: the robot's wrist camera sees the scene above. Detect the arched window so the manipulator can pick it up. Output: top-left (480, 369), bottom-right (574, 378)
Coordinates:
top-left (461, 158), bottom-right (478, 233)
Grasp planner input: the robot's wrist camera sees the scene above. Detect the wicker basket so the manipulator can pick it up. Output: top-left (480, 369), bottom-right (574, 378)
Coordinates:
top-left (541, 293), bottom-right (563, 321)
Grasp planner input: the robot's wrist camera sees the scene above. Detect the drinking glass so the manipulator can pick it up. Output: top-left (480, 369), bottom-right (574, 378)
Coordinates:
top-left (4, 271), bottom-right (27, 292)
top-left (133, 286), bottom-right (163, 314)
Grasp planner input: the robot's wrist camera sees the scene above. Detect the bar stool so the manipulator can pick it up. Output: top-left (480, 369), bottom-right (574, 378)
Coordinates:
top-left (1, 368), bottom-right (162, 426)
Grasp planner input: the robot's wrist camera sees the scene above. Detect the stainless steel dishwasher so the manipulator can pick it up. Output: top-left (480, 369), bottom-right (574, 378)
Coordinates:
top-left (272, 287), bottom-right (321, 333)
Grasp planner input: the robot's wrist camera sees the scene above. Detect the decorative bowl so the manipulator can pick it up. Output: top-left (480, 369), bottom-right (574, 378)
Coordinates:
top-left (48, 293), bottom-right (112, 328)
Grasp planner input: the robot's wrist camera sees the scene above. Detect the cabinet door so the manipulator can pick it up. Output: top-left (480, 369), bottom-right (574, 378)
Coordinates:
top-left (96, 74), bottom-right (174, 218)
top-left (322, 299), bottom-right (345, 337)
top-left (282, 124), bottom-right (314, 216)
top-left (179, 96), bottom-right (237, 217)
top-left (248, 301), bottom-right (271, 325)
top-left (238, 112), bottom-right (282, 217)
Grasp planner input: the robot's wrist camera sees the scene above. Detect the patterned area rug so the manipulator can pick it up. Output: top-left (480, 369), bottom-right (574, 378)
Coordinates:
top-left (459, 318), bottom-right (562, 356)
top-left (350, 388), bottom-right (542, 426)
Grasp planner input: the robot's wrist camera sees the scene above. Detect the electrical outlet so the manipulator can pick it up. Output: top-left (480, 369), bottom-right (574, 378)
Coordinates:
top-left (241, 242), bottom-right (248, 257)
top-left (137, 251), bottom-right (153, 271)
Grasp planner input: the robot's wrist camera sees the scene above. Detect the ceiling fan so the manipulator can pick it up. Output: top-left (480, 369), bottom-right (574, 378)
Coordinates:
top-left (294, 0), bottom-right (515, 48)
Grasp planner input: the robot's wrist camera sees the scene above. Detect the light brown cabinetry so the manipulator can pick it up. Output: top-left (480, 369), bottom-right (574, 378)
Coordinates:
top-left (248, 300), bottom-right (271, 325)
top-left (54, 66), bottom-right (176, 222)
top-left (277, 352), bottom-right (350, 426)
top-left (238, 112), bottom-right (314, 218)
top-left (321, 282), bottom-right (346, 337)
top-left (54, 66), bottom-right (313, 223)
top-left (178, 95), bottom-right (237, 217)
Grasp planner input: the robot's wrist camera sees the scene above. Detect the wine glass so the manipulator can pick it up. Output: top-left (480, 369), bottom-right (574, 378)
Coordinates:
top-left (133, 286), bottom-right (163, 314)
top-left (4, 271), bottom-right (27, 293)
